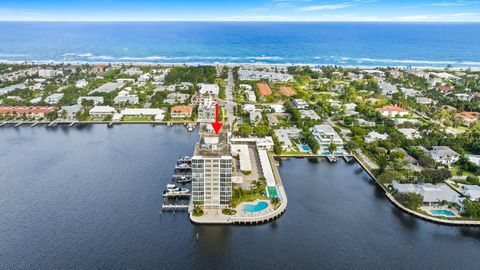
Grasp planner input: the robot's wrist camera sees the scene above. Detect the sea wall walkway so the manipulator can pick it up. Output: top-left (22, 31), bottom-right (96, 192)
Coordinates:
top-left (353, 155), bottom-right (480, 227)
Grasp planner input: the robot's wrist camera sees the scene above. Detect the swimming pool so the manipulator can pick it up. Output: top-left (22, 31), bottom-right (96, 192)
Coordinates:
top-left (298, 144), bottom-right (311, 152)
top-left (243, 201), bottom-right (269, 212)
top-left (430, 209), bottom-right (456, 217)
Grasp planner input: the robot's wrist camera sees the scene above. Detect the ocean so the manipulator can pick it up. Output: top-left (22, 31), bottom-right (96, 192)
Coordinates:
top-left (0, 22), bottom-right (480, 68)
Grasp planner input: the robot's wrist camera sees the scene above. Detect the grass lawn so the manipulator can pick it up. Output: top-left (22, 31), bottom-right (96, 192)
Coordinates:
top-left (451, 165), bottom-right (476, 178)
top-left (231, 186), bottom-right (267, 208)
top-left (122, 116), bottom-right (153, 122)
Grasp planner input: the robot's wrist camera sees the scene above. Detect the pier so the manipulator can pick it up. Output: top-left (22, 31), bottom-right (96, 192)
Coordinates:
top-left (14, 121), bottom-right (23, 127)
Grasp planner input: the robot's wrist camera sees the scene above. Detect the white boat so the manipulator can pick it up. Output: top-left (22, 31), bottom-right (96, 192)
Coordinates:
top-left (163, 185), bottom-right (190, 197)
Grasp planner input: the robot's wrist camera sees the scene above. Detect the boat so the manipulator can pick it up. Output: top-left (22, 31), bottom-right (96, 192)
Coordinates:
top-left (173, 175), bottom-right (192, 183)
top-left (177, 156), bottom-right (191, 165)
top-left (326, 155), bottom-right (337, 163)
top-left (175, 163), bottom-right (191, 170)
top-left (163, 184), bottom-right (190, 197)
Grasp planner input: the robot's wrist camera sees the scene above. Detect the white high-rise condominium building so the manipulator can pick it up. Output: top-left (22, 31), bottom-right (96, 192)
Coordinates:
top-left (192, 132), bottom-right (232, 208)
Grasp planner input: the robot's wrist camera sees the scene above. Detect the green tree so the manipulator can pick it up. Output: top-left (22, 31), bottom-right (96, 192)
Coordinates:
top-left (394, 192), bottom-right (423, 210)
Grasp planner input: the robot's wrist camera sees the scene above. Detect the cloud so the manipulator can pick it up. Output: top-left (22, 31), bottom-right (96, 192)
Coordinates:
top-left (298, 4), bottom-right (353, 11)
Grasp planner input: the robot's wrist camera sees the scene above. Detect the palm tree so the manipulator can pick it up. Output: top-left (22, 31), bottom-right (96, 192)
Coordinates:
top-left (328, 142), bottom-right (337, 154)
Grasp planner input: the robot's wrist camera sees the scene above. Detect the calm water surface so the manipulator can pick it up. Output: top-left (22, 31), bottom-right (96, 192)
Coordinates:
top-left (0, 125), bottom-right (479, 269)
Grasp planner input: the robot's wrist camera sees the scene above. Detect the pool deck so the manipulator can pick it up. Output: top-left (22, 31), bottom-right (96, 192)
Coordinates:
top-left (190, 152), bottom-right (287, 225)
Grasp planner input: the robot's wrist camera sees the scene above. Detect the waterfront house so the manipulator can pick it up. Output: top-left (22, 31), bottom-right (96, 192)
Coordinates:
top-left (171, 105), bottom-right (193, 118)
top-left (59, 104), bottom-right (82, 120)
top-left (274, 127), bottom-right (301, 151)
top-left (376, 105), bottom-right (409, 117)
top-left (310, 124), bottom-right (344, 154)
top-left (391, 181), bottom-right (460, 206)
top-left (364, 131), bottom-right (388, 143)
top-left (429, 146), bottom-right (460, 166)
top-left (120, 108), bottom-right (165, 121)
top-left (89, 106), bottom-right (116, 118)
top-left (0, 106), bottom-right (55, 119)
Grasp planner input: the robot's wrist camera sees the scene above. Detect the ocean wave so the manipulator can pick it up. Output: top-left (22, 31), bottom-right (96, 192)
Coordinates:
top-left (61, 53), bottom-right (283, 62)
top-left (335, 57), bottom-right (480, 66)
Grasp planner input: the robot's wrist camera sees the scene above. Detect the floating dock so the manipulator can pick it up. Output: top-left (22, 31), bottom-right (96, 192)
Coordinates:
top-left (161, 204), bottom-right (189, 211)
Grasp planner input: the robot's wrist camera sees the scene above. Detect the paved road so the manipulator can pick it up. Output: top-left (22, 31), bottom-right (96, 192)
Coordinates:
top-left (224, 68), bottom-right (236, 126)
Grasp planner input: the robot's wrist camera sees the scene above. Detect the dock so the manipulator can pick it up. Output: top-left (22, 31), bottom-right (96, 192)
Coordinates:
top-left (14, 122), bottom-right (23, 127)
top-left (31, 122), bottom-right (39, 127)
top-left (0, 121), bottom-right (7, 127)
top-left (161, 204), bottom-right (189, 211)
top-left (69, 121), bottom-right (77, 127)
top-left (48, 120), bottom-right (56, 127)
top-left (326, 155), bottom-right (337, 163)
top-left (163, 193), bottom-right (191, 198)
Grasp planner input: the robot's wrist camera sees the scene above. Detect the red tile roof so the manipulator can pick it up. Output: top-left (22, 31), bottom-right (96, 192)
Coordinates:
top-left (280, 86), bottom-right (296, 97)
top-left (376, 105), bottom-right (408, 113)
top-left (257, 83), bottom-right (272, 96)
top-left (0, 106), bottom-right (55, 114)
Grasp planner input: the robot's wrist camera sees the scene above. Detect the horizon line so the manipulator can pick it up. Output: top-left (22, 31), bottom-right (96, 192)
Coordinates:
top-left (0, 20), bottom-right (480, 23)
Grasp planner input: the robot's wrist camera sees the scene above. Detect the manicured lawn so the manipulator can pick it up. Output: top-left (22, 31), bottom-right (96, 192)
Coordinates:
top-left (122, 116), bottom-right (153, 122)
top-left (451, 165), bottom-right (476, 178)
top-left (231, 185), bottom-right (267, 208)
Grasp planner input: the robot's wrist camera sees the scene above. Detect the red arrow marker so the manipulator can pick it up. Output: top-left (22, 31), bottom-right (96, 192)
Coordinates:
top-left (211, 102), bottom-right (222, 135)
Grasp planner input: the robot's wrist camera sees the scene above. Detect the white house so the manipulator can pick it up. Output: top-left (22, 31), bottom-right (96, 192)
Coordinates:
top-left (376, 105), bottom-right (409, 117)
top-left (398, 128), bottom-right (422, 140)
top-left (461, 185), bottom-right (480, 201)
top-left (77, 96), bottom-right (104, 105)
top-left (89, 106), bottom-right (116, 117)
top-left (198, 83), bottom-right (220, 95)
top-left (75, 79), bottom-right (88, 88)
top-left (429, 146), bottom-right (460, 166)
top-left (392, 181), bottom-right (460, 206)
top-left (274, 128), bottom-right (302, 151)
top-left (292, 99), bottom-right (309, 109)
top-left (45, 93), bottom-right (64, 105)
top-left (249, 110), bottom-right (262, 125)
top-left (300, 109), bottom-right (321, 120)
top-left (310, 125), bottom-right (344, 154)
top-left (364, 131), bottom-right (388, 143)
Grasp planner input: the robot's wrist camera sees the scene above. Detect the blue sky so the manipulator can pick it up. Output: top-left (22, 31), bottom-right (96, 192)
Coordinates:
top-left (1, 0), bottom-right (480, 22)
